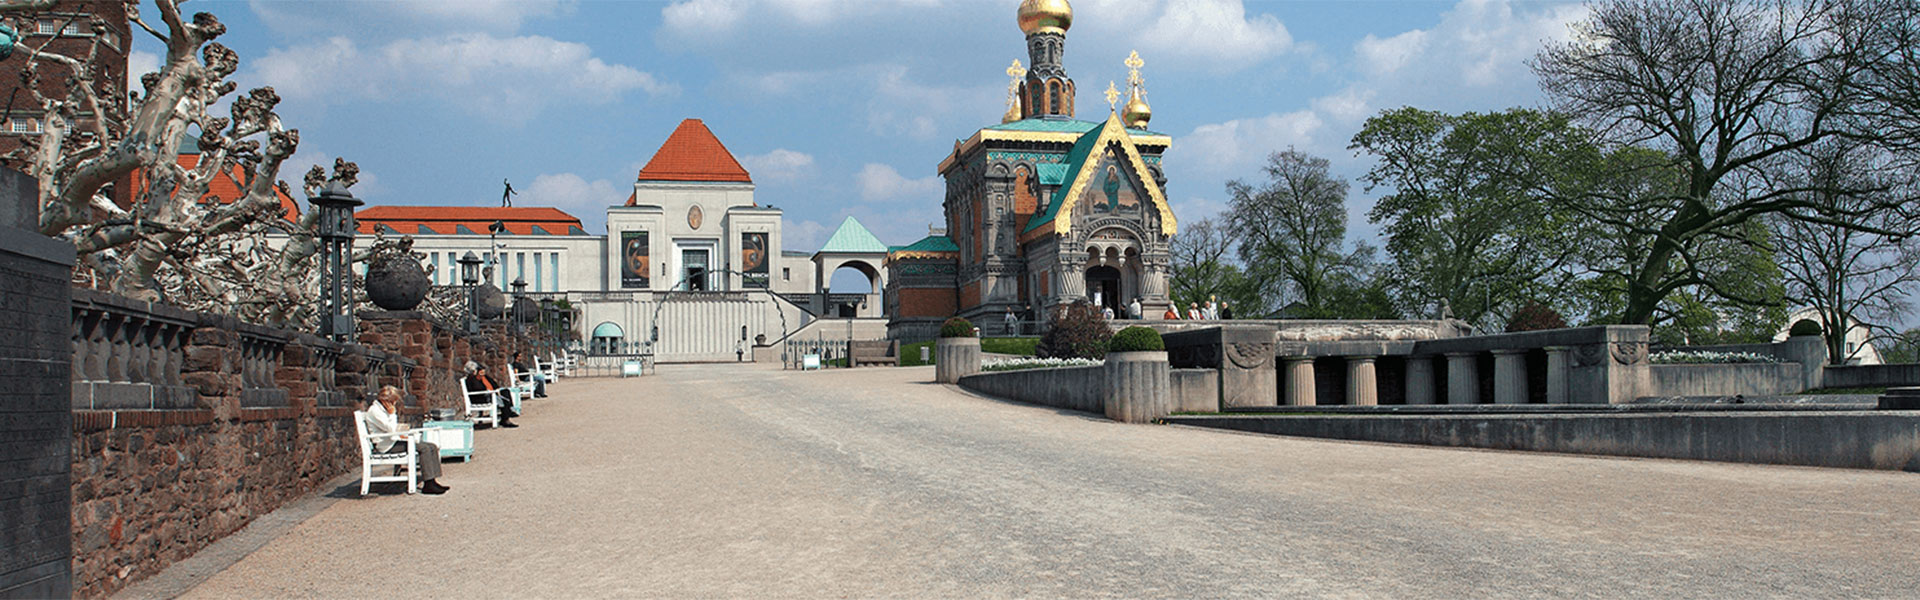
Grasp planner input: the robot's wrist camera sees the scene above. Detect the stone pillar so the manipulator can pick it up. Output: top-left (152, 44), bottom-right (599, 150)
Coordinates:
top-left (1346, 356), bottom-right (1378, 406)
top-left (0, 166), bottom-right (73, 598)
top-left (1782, 335), bottom-right (1828, 392)
top-left (1544, 346), bottom-right (1571, 404)
top-left (1163, 324), bottom-right (1279, 409)
top-left (934, 337), bottom-right (981, 384)
top-left (1404, 356), bottom-right (1436, 405)
top-left (1492, 349), bottom-right (1529, 404)
top-left (1283, 356), bottom-right (1317, 406)
top-left (1104, 350), bottom-right (1171, 423)
top-left (1446, 352), bottom-right (1480, 405)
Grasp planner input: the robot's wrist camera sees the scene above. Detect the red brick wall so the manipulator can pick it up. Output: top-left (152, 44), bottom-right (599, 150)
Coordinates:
top-left (960, 281), bottom-right (982, 311)
top-left (896, 288), bottom-right (958, 318)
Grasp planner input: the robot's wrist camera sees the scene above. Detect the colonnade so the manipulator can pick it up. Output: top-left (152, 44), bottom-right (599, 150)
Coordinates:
top-left (1280, 347), bottom-right (1575, 406)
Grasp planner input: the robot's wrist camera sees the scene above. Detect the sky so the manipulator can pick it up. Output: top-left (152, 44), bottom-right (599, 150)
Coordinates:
top-left (136, 0), bottom-right (1589, 258)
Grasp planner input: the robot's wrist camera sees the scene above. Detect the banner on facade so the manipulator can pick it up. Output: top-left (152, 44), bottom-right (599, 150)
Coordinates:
top-left (741, 232), bottom-right (769, 288)
top-left (621, 231), bottom-right (649, 289)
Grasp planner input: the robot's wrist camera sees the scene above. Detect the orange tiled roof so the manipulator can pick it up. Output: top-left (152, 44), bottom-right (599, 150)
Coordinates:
top-left (633, 119), bottom-right (752, 187)
top-left (128, 155), bottom-right (301, 221)
top-left (353, 206), bottom-right (584, 236)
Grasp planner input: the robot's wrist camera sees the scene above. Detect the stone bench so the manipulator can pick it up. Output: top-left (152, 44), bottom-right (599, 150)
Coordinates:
top-left (850, 340), bottom-right (899, 367)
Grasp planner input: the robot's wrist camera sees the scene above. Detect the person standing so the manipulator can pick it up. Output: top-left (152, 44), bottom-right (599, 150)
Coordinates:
top-left (1206, 295), bottom-right (1219, 320)
top-left (1187, 302), bottom-right (1203, 321)
top-left (1003, 306), bottom-right (1018, 335)
top-left (1128, 297), bottom-right (1143, 320)
top-left (1221, 301), bottom-right (1235, 320)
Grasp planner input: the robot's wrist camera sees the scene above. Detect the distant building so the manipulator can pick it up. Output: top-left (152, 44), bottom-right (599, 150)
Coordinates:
top-left (887, 0), bottom-right (1177, 338)
top-left (1775, 307), bottom-right (1884, 365)
top-left (1, 0), bottom-right (134, 203)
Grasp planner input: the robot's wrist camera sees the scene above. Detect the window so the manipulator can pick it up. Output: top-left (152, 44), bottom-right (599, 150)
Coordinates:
top-left (8, 117), bottom-right (41, 134)
top-left (427, 252), bottom-right (438, 284)
top-left (101, 30), bottom-right (119, 50)
top-left (783, 267), bottom-right (791, 282)
top-left (36, 16), bottom-right (89, 36)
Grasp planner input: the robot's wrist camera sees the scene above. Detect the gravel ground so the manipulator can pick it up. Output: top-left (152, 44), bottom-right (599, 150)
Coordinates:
top-left (180, 363), bottom-right (1920, 599)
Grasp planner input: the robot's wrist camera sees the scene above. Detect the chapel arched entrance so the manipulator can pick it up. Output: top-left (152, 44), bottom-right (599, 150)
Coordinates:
top-left (1085, 266), bottom-right (1123, 314)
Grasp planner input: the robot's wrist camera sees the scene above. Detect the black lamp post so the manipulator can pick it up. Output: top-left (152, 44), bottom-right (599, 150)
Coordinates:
top-left (311, 181), bottom-right (363, 341)
top-left (458, 251), bottom-right (482, 332)
top-left (510, 276), bottom-right (528, 332)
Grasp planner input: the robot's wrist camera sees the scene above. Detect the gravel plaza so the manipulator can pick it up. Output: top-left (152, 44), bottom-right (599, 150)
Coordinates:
top-left (155, 364), bottom-right (1920, 599)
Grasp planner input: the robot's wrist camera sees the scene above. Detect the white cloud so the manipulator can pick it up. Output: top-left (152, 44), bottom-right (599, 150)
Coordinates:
top-left (662, 0), bottom-right (945, 37)
top-left (855, 163), bottom-right (939, 202)
top-left (390, 0), bottom-right (574, 28)
top-left (126, 50), bottom-right (160, 84)
top-left (1311, 86), bottom-right (1377, 123)
top-left (781, 218), bottom-right (831, 253)
top-left (1355, 30), bottom-right (1429, 76)
top-left (866, 65), bottom-right (999, 140)
top-left (251, 34), bottom-right (675, 123)
top-left (1134, 0), bottom-right (1295, 71)
top-left (739, 149), bottom-right (816, 183)
top-left (1175, 111), bottom-right (1326, 177)
top-left (521, 173), bottom-right (624, 231)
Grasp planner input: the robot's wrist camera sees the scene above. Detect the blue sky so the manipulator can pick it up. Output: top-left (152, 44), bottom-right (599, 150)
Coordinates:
top-left (142, 0), bottom-right (1588, 253)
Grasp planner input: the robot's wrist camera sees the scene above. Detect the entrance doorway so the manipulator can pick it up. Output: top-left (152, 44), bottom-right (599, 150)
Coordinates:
top-left (1085, 266), bottom-right (1122, 314)
top-left (682, 248), bottom-right (710, 291)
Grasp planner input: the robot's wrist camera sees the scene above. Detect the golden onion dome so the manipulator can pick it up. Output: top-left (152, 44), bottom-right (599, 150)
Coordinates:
top-left (1018, 0), bottom-right (1073, 36)
top-left (1003, 101), bottom-right (1023, 124)
top-left (1123, 90), bottom-right (1151, 129)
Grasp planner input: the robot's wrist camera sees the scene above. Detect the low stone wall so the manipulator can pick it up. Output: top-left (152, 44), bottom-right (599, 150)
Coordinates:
top-left (957, 365), bottom-right (1220, 416)
top-left (1825, 364), bottom-right (1920, 389)
top-left (1170, 368), bottom-right (1218, 413)
top-left (1650, 363), bottom-right (1804, 397)
top-left (1165, 411), bottom-right (1920, 472)
top-left (959, 366), bottom-right (1104, 413)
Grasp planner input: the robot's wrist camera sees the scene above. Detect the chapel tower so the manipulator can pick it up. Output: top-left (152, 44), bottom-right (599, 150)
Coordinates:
top-left (1018, 0), bottom-right (1076, 119)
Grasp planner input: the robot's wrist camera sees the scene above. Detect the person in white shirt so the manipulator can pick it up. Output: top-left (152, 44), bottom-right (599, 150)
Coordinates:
top-left (365, 386), bottom-right (449, 495)
top-left (1205, 295), bottom-right (1219, 320)
top-left (1128, 297), bottom-right (1143, 320)
top-left (1187, 302), bottom-right (1203, 321)
top-left (1102, 306), bottom-right (1116, 320)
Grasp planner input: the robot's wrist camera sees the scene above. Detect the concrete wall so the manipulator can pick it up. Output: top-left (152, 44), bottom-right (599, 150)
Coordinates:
top-left (958, 366), bottom-right (1104, 413)
top-left (1165, 412), bottom-right (1920, 472)
top-left (1825, 364), bottom-right (1920, 389)
top-left (956, 365), bottom-right (1219, 415)
top-left (1170, 368), bottom-right (1218, 413)
top-left (0, 167), bottom-right (74, 598)
top-left (1650, 363), bottom-right (1804, 396)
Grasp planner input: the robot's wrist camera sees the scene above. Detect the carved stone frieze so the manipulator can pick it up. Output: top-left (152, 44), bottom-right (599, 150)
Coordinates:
top-left (1226, 342), bottom-right (1273, 370)
top-left (1571, 343), bottom-right (1607, 368)
top-left (1611, 341), bottom-right (1648, 365)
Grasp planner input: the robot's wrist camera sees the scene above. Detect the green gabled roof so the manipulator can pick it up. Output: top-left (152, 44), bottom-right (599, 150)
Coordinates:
top-left (818, 216), bottom-right (889, 254)
top-left (890, 234), bottom-right (959, 253)
top-left (985, 117), bottom-right (1164, 137)
top-left (1025, 124), bottom-right (1109, 233)
top-left (1035, 163), bottom-right (1070, 186)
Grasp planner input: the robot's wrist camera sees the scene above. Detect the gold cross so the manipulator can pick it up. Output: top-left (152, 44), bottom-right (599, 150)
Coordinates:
top-left (1125, 50), bottom-right (1144, 88)
top-left (1006, 59), bottom-right (1026, 80)
top-left (1105, 81), bottom-right (1120, 111)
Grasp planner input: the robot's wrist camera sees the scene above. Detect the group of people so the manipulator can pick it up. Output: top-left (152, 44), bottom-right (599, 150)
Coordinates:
top-left (1163, 295), bottom-right (1233, 321)
top-left (361, 351), bottom-right (554, 497)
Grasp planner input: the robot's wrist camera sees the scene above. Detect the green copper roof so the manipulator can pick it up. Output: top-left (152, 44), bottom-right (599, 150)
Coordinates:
top-left (1025, 124), bottom-right (1109, 233)
top-left (890, 234), bottom-right (959, 253)
top-left (985, 117), bottom-right (1164, 137)
top-left (818, 216), bottom-right (889, 254)
top-left (1035, 163), bottom-right (1070, 186)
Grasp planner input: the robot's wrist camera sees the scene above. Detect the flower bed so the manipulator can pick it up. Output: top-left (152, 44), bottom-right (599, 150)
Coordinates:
top-left (1650, 350), bottom-right (1779, 364)
top-left (981, 357), bottom-right (1104, 372)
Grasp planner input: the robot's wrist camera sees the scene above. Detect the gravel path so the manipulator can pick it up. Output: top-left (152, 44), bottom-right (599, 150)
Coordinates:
top-left (181, 363), bottom-right (1920, 598)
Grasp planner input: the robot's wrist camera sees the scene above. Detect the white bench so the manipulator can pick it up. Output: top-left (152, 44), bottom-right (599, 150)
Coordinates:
top-left (354, 411), bottom-right (421, 496)
top-left (460, 377), bottom-right (500, 428)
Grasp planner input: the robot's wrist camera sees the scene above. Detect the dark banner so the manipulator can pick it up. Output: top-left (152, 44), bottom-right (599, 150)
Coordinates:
top-left (620, 231), bottom-right (649, 289)
top-left (742, 232), bottom-right (769, 288)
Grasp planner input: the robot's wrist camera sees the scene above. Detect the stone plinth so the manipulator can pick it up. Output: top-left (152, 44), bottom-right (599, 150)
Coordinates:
top-left (934, 337), bottom-right (980, 384)
top-left (1164, 325), bottom-right (1278, 409)
top-left (1880, 387), bottom-right (1920, 410)
top-left (1104, 351), bottom-right (1171, 423)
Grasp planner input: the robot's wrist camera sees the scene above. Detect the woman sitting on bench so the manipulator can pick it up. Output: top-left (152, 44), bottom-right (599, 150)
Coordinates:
top-left (365, 386), bottom-right (450, 495)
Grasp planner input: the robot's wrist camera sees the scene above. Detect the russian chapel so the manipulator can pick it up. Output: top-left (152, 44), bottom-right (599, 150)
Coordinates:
top-left (888, 0), bottom-right (1177, 327)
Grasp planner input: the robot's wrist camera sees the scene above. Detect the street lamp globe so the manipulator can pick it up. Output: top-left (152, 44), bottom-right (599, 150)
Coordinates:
top-left (458, 251), bottom-right (481, 286)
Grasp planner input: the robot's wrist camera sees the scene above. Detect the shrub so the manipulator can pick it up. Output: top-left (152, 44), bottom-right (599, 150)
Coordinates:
top-left (1789, 319), bottom-right (1823, 337)
top-left (1108, 326), bottom-right (1165, 352)
top-left (1036, 302), bottom-right (1111, 360)
top-left (1505, 302), bottom-right (1567, 333)
top-left (938, 317), bottom-right (976, 338)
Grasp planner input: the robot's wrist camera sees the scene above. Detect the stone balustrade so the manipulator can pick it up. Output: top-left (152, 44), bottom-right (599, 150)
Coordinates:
top-left (69, 289), bottom-right (197, 410)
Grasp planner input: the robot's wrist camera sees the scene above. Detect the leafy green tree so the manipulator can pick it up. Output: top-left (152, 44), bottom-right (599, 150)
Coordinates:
top-left (1225, 149), bottom-right (1368, 317)
top-left (1533, 0), bottom-right (1920, 324)
top-left (1350, 107), bottom-right (1583, 329)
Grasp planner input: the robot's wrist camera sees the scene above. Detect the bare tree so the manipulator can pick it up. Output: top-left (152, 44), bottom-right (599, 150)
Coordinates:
top-left (1168, 214), bottom-right (1253, 312)
top-left (1772, 141), bottom-right (1920, 363)
top-left (1533, 0), bottom-right (1920, 324)
top-left (2, 0), bottom-right (349, 326)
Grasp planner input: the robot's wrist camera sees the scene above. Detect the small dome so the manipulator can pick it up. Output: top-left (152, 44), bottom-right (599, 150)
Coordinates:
top-left (1123, 90), bottom-right (1151, 129)
top-left (1018, 0), bottom-right (1072, 36)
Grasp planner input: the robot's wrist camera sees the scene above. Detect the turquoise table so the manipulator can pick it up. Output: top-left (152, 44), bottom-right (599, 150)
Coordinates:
top-left (421, 420), bottom-right (474, 461)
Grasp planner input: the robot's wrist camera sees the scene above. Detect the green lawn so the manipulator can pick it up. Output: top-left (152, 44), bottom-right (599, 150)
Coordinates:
top-left (897, 337), bottom-right (1040, 367)
top-left (1801, 386), bottom-right (1887, 395)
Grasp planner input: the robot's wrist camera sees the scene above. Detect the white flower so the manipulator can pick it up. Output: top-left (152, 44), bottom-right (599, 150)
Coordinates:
top-left (980, 357), bottom-right (1105, 372)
